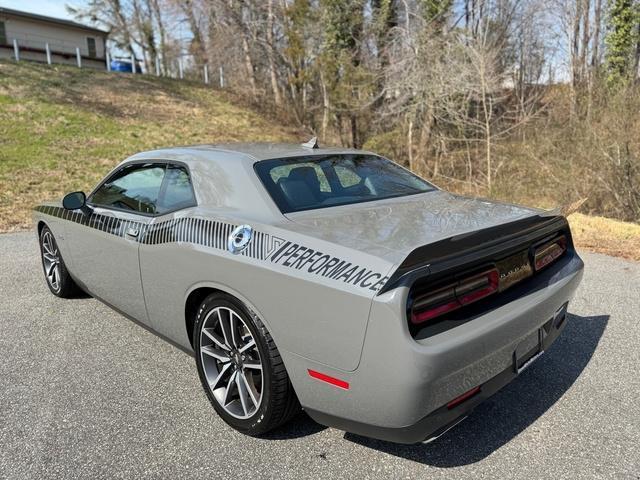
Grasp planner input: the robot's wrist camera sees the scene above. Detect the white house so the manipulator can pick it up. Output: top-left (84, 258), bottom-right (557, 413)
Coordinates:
top-left (0, 7), bottom-right (108, 69)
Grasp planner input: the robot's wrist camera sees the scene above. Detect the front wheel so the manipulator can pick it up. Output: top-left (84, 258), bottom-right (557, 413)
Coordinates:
top-left (193, 293), bottom-right (300, 435)
top-left (39, 225), bottom-right (79, 298)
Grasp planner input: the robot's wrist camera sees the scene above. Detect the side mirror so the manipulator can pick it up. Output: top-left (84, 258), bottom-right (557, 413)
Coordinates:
top-left (62, 191), bottom-right (86, 210)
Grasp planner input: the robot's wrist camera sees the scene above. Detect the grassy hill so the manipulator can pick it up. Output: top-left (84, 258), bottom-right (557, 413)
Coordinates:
top-left (1, 60), bottom-right (638, 260)
top-left (0, 60), bottom-right (299, 231)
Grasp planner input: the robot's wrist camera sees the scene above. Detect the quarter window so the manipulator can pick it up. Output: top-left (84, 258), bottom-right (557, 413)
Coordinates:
top-left (91, 164), bottom-right (165, 214)
top-left (87, 37), bottom-right (96, 57)
top-left (157, 165), bottom-right (197, 214)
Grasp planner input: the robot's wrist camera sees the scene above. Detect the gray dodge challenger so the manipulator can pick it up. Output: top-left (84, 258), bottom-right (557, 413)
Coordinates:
top-left (33, 141), bottom-right (584, 444)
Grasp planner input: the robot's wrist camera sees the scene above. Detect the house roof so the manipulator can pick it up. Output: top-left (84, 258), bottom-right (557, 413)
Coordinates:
top-left (0, 7), bottom-right (109, 35)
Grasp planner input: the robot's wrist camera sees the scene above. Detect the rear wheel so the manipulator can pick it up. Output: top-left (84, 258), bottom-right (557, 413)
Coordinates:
top-left (39, 225), bottom-right (79, 298)
top-left (193, 293), bottom-right (300, 435)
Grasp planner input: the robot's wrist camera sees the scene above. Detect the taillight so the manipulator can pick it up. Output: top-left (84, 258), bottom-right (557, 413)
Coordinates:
top-left (534, 236), bottom-right (567, 271)
top-left (410, 268), bottom-right (499, 325)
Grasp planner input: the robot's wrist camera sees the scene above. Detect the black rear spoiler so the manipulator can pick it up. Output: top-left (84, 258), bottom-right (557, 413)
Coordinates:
top-left (377, 214), bottom-right (570, 294)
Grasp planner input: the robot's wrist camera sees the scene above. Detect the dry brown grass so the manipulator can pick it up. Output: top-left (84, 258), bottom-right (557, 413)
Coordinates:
top-left (568, 213), bottom-right (640, 262)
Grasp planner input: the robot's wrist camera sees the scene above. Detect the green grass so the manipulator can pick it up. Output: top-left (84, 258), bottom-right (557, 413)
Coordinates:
top-left (0, 60), bottom-right (299, 231)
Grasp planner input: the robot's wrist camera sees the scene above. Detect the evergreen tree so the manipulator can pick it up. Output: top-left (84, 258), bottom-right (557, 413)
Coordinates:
top-left (605, 0), bottom-right (639, 85)
top-left (319, 0), bottom-right (367, 147)
top-left (420, 0), bottom-right (454, 26)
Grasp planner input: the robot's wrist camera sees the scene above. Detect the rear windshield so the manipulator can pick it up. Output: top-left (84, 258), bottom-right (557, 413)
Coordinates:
top-left (254, 154), bottom-right (435, 213)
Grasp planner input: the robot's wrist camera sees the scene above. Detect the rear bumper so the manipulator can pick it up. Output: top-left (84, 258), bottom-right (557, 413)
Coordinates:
top-left (306, 303), bottom-right (569, 444)
top-left (299, 251), bottom-right (584, 443)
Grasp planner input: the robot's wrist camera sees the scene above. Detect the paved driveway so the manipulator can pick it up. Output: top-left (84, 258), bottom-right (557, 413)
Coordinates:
top-left (0, 232), bottom-right (638, 479)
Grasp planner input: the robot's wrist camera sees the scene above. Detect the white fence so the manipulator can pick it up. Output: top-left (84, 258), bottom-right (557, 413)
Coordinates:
top-left (8, 40), bottom-right (226, 88)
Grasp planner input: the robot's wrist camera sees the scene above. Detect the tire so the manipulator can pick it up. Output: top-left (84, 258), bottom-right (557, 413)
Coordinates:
top-left (39, 225), bottom-right (79, 298)
top-left (193, 292), bottom-right (300, 435)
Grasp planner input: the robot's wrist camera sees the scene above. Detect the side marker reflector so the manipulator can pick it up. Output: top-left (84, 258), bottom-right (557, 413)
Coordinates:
top-left (307, 369), bottom-right (349, 390)
top-left (446, 386), bottom-right (481, 409)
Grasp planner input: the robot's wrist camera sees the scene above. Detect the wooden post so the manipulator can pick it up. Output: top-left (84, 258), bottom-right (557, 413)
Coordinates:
top-left (76, 47), bottom-right (82, 68)
top-left (219, 66), bottom-right (224, 88)
top-left (45, 43), bottom-right (52, 65)
top-left (13, 39), bottom-right (19, 61)
top-left (155, 57), bottom-right (160, 76)
top-left (178, 58), bottom-right (183, 79)
top-left (106, 51), bottom-right (111, 72)
top-left (131, 54), bottom-right (136, 74)
top-left (204, 64), bottom-right (209, 84)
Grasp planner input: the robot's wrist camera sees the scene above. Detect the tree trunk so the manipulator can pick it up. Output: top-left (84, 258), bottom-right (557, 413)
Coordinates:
top-left (150, 0), bottom-right (167, 74)
top-left (580, 0), bottom-right (590, 80)
top-left (266, 0), bottom-right (283, 106)
top-left (241, 34), bottom-right (257, 98)
top-left (571, 0), bottom-right (583, 87)
top-left (320, 71), bottom-right (329, 142)
top-left (302, 80), bottom-right (307, 121)
top-left (571, 0), bottom-right (584, 114)
top-left (350, 114), bottom-right (359, 148)
top-left (592, 0), bottom-right (602, 71)
top-left (416, 107), bottom-right (434, 174)
top-left (479, 62), bottom-right (493, 191)
top-left (581, 0), bottom-right (591, 117)
top-left (635, 23), bottom-right (640, 79)
top-left (407, 117), bottom-right (414, 171)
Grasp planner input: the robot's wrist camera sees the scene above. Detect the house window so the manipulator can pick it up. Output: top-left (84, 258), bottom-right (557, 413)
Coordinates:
top-left (87, 37), bottom-right (96, 57)
top-left (0, 22), bottom-right (7, 45)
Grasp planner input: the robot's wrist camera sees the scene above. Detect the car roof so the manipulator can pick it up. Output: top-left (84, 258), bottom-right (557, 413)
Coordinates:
top-left (127, 142), bottom-right (368, 165)
top-left (118, 142), bottom-right (377, 223)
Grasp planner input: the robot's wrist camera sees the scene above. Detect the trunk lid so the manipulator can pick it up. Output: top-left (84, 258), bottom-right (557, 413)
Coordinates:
top-left (283, 191), bottom-right (543, 265)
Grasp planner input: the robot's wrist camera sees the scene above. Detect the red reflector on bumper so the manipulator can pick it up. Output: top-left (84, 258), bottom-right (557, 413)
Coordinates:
top-left (308, 369), bottom-right (350, 390)
top-left (447, 386), bottom-right (481, 409)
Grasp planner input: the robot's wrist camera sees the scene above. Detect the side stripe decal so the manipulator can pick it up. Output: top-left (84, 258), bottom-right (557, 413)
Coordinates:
top-left (34, 205), bottom-right (390, 292)
top-left (34, 205), bottom-right (276, 261)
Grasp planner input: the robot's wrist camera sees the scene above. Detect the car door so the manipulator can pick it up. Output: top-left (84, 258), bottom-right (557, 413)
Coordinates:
top-left (65, 162), bottom-right (167, 325)
top-left (137, 163), bottom-right (199, 342)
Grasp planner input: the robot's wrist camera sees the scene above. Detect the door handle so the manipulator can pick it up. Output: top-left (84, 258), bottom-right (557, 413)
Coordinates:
top-left (125, 227), bottom-right (139, 238)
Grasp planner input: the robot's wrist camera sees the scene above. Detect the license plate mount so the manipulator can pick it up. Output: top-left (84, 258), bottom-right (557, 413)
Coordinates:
top-left (513, 329), bottom-right (544, 375)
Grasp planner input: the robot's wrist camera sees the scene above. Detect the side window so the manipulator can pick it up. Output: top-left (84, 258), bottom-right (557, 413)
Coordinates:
top-left (0, 22), bottom-right (6, 45)
top-left (157, 165), bottom-right (197, 214)
top-left (90, 164), bottom-right (165, 214)
top-left (87, 37), bottom-right (96, 57)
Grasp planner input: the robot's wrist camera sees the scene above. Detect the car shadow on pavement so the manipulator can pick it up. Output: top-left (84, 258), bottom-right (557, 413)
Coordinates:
top-left (343, 313), bottom-right (609, 466)
top-left (262, 412), bottom-right (328, 440)
top-left (68, 290), bottom-right (93, 300)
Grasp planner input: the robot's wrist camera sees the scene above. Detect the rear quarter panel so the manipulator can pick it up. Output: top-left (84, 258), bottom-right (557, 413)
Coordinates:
top-left (138, 207), bottom-right (395, 371)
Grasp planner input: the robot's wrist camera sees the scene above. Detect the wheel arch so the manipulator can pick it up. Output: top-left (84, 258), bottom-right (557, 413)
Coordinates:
top-left (37, 220), bottom-right (48, 236)
top-left (184, 281), bottom-right (274, 349)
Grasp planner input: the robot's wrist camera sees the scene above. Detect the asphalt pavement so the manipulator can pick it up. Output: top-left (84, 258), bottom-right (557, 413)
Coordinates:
top-left (0, 231), bottom-right (639, 479)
